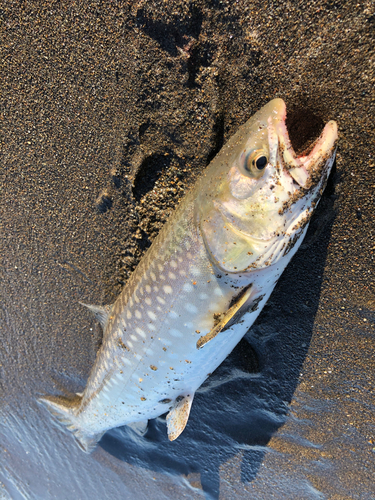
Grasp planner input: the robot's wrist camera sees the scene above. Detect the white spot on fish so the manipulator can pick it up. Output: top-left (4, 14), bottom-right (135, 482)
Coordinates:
top-left (145, 298), bottom-right (152, 306)
top-left (183, 283), bottom-right (194, 293)
top-left (145, 348), bottom-right (154, 355)
top-left (168, 310), bottom-right (179, 319)
top-left (150, 272), bottom-right (157, 281)
top-left (135, 327), bottom-right (146, 338)
top-left (127, 341), bottom-right (133, 348)
top-left (168, 272), bottom-right (176, 280)
top-left (214, 288), bottom-right (223, 296)
top-left (157, 263), bottom-right (164, 271)
top-left (123, 358), bottom-right (132, 366)
top-left (126, 310), bottom-right (132, 319)
top-left (134, 353), bottom-right (142, 361)
top-left (170, 329), bottom-right (183, 338)
top-left (134, 295), bottom-right (140, 304)
top-left (170, 260), bottom-right (177, 268)
top-left (145, 285), bottom-right (151, 293)
top-left (135, 310), bottom-right (142, 319)
top-left (184, 321), bottom-right (194, 328)
top-left (147, 311), bottom-right (157, 321)
top-left (190, 265), bottom-right (201, 275)
top-left (130, 335), bottom-right (137, 341)
top-left (179, 270), bottom-right (187, 276)
top-left (148, 324), bottom-right (157, 331)
top-left (157, 296), bottom-right (166, 305)
top-left (184, 303), bottom-right (198, 314)
top-left (160, 274), bottom-right (166, 280)
top-left (199, 293), bottom-right (208, 300)
top-left (163, 285), bottom-right (173, 294)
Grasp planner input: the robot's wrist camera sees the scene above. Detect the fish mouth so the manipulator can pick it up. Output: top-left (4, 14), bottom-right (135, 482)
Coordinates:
top-left (276, 112), bottom-right (338, 190)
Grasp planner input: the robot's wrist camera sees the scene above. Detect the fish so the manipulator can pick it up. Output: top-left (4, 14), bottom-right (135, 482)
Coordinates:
top-left (40, 98), bottom-right (338, 452)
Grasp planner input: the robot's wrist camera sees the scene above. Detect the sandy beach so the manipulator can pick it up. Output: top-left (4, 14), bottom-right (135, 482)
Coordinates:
top-left (0, 1), bottom-right (374, 498)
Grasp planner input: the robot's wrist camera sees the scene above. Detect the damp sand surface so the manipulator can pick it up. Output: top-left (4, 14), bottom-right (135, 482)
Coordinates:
top-left (0, 1), bottom-right (374, 499)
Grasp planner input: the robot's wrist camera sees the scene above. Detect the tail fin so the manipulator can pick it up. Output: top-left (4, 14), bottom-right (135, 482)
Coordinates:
top-left (39, 395), bottom-right (104, 453)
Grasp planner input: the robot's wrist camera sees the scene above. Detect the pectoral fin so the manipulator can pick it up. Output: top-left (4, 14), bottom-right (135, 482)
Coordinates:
top-left (197, 284), bottom-right (255, 349)
top-left (166, 394), bottom-right (194, 441)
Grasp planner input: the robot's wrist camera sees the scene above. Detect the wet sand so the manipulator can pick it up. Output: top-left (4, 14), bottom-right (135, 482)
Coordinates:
top-left (0, 1), bottom-right (374, 499)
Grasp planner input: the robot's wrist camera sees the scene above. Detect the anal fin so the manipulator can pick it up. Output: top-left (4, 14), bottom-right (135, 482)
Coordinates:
top-left (166, 394), bottom-right (194, 441)
top-left (79, 302), bottom-right (113, 329)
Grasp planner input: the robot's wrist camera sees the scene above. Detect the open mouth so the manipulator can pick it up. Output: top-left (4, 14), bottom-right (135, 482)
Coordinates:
top-left (277, 116), bottom-right (338, 189)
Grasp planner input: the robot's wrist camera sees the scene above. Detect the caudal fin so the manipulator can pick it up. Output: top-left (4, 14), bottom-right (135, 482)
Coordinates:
top-left (39, 395), bottom-right (104, 453)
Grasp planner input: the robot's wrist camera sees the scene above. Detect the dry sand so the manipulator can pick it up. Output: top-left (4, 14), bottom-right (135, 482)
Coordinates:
top-left (0, 1), bottom-right (374, 499)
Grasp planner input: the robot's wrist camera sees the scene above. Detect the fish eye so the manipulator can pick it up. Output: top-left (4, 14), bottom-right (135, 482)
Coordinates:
top-left (244, 149), bottom-right (269, 177)
top-left (255, 155), bottom-right (267, 170)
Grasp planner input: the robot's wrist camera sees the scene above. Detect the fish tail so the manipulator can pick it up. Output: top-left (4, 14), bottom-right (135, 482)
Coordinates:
top-left (39, 395), bottom-right (104, 453)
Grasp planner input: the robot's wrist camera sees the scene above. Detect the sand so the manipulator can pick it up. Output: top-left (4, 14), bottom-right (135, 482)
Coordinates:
top-left (0, 1), bottom-right (374, 499)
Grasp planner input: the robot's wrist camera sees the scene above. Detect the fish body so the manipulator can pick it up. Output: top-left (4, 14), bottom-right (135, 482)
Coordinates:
top-left (41, 99), bottom-right (338, 452)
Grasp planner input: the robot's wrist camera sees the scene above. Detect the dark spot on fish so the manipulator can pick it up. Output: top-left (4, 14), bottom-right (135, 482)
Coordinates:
top-left (163, 347), bottom-right (167, 351)
top-left (140, 397), bottom-right (146, 401)
top-left (283, 233), bottom-right (301, 256)
top-left (150, 365), bottom-right (158, 371)
top-left (248, 294), bottom-right (265, 313)
top-left (159, 398), bottom-right (172, 404)
top-left (213, 312), bottom-right (223, 326)
top-left (175, 395), bottom-right (184, 403)
top-left (117, 338), bottom-right (130, 351)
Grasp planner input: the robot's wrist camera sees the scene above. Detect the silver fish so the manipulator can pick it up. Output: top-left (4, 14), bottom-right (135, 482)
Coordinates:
top-left (41, 99), bottom-right (338, 452)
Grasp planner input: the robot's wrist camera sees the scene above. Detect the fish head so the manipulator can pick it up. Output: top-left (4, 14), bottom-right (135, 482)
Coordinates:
top-left (197, 98), bottom-right (338, 273)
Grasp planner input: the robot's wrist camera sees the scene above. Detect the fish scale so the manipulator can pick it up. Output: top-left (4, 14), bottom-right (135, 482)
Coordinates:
top-left (40, 99), bottom-right (338, 452)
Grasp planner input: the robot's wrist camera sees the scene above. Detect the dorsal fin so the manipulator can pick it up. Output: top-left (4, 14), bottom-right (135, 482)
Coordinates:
top-left (166, 394), bottom-right (194, 441)
top-left (79, 302), bottom-right (113, 329)
top-left (196, 284), bottom-right (256, 349)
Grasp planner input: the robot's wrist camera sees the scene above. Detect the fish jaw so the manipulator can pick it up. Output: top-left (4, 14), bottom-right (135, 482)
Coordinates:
top-left (197, 99), bottom-right (338, 274)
